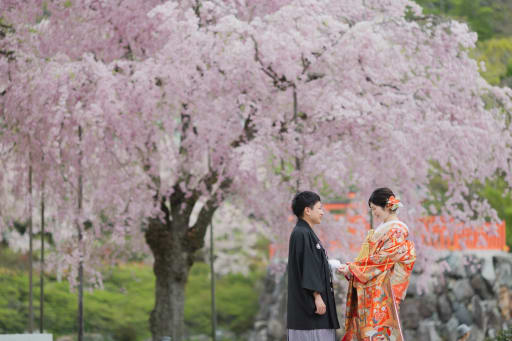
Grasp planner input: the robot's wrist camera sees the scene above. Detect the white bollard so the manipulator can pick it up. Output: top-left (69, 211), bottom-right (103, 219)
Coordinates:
top-left (0, 334), bottom-right (52, 341)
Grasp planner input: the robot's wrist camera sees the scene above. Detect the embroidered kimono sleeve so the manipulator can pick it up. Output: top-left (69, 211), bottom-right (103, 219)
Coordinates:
top-left (294, 231), bottom-right (325, 293)
top-left (348, 228), bottom-right (411, 284)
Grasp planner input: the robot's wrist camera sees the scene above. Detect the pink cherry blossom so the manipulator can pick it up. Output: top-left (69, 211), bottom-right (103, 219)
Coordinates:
top-left (1, 0), bottom-right (511, 339)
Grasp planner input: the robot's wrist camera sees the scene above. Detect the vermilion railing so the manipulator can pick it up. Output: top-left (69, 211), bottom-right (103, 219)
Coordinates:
top-left (269, 202), bottom-right (509, 259)
top-left (418, 216), bottom-right (507, 251)
top-left (324, 202), bottom-right (508, 251)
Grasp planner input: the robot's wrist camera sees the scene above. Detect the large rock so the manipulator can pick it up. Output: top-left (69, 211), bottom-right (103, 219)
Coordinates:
top-left (470, 295), bottom-right (485, 329)
top-left (403, 329), bottom-right (418, 340)
top-left (419, 294), bottom-right (436, 318)
top-left (417, 320), bottom-right (441, 341)
top-left (444, 253), bottom-right (467, 278)
top-left (437, 294), bottom-right (453, 323)
top-left (483, 300), bottom-right (503, 331)
top-left (481, 254), bottom-right (496, 283)
top-left (454, 302), bottom-right (474, 325)
top-left (248, 329), bottom-right (267, 341)
top-left (470, 274), bottom-right (493, 300)
top-left (408, 272), bottom-right (435, 294)
top-left (475, 297), bottom-right (486, 329)
top-left (438, 317), bottom-right (459, 341)
top-left (255, 271), bottom-right (277, 321)
top-left (464, 254), bottom-right (484, 277)
top-left (399, 298), bottom-right (421, 329)
top-left (468, 326), bottom-right (485, 341)
top-left (433, 275), bottom-right (448, 295)
top-left (451, 279), bottom-right (475, 303)
top-left (495, 255), bottom-right (512, 287)
top-left (267, 319), bottom-right (284, 339)
top-left (253, 320), bottom-right (267, 332)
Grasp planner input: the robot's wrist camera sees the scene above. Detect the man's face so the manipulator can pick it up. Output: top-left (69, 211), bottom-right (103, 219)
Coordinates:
top-left (304, 201), bottom-right (324, 225)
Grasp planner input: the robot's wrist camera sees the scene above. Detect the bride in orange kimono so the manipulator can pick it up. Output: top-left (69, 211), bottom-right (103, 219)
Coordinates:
top-left (338, 188), bottom-right (416, 341)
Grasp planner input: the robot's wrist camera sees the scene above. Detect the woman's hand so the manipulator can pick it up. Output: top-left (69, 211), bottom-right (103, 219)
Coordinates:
top-left (337, 264), bottom-right (349, 276)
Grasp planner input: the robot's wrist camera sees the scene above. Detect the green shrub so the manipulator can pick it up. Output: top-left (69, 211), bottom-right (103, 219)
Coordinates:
top-left (0, 262), bottom-right (154, 340)
top-left (184, 262), bottom-right (264, 337)
top-left (0, 251), bottom-right (264, 340)
top-left (486, 329), bottom-right (512, 341)
top-left (0, 269), bottom-right (28, 333)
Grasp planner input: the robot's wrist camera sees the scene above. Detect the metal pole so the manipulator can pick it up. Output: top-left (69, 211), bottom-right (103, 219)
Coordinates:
top-left (210, 222), bottom-right (217, 341)
top-left (28, 162), bottom-right (34, 333)
top-left (40, 183), bottom-right (45, 333)
top-left (293, 87), bottom-right (301, 190)
top-left (77, 125), bottom-right (84, 341)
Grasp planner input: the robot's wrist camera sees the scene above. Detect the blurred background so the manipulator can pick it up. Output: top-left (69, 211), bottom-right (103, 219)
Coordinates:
top-left (1, 0), bottom-right (512, 341)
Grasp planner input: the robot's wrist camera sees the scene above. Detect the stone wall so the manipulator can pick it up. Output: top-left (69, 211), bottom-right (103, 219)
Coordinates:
top-left (249, 251), bottom-right (512, 341)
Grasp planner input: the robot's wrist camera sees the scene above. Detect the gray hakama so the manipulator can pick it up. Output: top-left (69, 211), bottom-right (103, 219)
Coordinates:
top-left (287, 329), bottom-right (336, 341)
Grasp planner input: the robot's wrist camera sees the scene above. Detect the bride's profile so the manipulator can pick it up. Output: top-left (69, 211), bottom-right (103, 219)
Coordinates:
top-left (338, 187), bottom-right (416, 341)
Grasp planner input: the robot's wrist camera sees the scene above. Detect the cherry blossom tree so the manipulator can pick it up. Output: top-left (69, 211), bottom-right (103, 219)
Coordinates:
top-left (1, 0), bottom-right (512, 340)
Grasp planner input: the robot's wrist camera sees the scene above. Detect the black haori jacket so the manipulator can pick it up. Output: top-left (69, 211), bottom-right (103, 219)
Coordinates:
top-left (287, 218), bottom-right (340, 330)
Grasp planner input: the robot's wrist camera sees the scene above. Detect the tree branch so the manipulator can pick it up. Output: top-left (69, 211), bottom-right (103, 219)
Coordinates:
top-left (184, 199), bottom-right (218, 251)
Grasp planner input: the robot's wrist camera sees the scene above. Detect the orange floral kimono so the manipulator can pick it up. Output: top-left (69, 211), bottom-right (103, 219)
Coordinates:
top-left (342, 221), bottom-right (416, 341)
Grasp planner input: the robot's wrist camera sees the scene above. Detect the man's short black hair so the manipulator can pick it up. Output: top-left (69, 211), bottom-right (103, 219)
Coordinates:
top-left (292, 191), bottom-right (321, 218)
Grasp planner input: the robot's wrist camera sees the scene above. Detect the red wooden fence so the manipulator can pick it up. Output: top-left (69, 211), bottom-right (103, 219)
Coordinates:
top-left (269, 202), bottom-right (508, 259)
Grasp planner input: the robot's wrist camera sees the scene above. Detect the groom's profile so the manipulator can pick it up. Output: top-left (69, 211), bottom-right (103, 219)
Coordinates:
top-left (287, 191), bottom-right (339, 341)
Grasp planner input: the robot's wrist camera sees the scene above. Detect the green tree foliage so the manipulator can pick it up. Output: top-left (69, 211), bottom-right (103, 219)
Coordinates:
top-left (472, 38), bottom-right (512, 86)
top-left (480, 178), bottom-right (512, 249)
top-left (413, 0), bottom-right (512, 86)
top-left (414, 0), bottom-right (512, 41)
top-left (453, 0), bottom-right (494, 41)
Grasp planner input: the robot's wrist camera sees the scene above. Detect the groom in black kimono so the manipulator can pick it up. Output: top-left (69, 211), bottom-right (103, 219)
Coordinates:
top-left (287, 191), bottom-right (340, 341)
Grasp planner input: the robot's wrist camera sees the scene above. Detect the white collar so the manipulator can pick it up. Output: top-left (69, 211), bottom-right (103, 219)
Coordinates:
top-left (374, 220), bottom-right (409, 234)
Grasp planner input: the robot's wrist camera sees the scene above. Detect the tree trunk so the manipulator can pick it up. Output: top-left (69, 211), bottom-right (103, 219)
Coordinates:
top-left (145, 218), bottom-right (194, 341)
top-left (145, 187), bottom-right (218, 341)
top-left (145, 175), bottom-right (221, 341)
